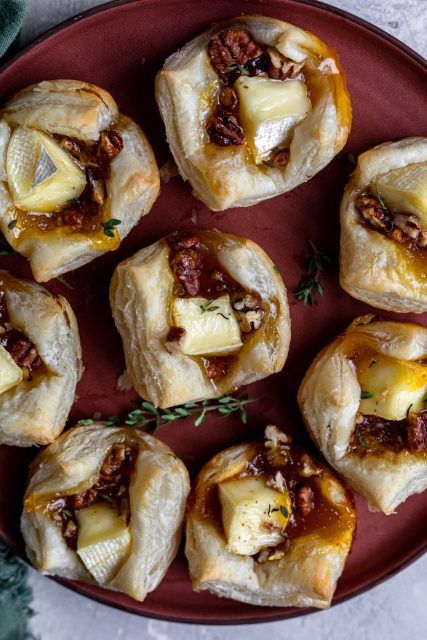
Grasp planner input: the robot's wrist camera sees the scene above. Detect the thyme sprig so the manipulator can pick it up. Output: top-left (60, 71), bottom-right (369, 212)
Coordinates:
top-left (77, 394), bottom-right (254, 433)
top-left (295, 240), bottom-right (333, 305)
top-left (199, 299), bottom-right (220, 314)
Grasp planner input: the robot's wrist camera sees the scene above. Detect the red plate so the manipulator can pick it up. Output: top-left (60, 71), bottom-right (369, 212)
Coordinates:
top-left (0, 0), bottom-right (426, 625)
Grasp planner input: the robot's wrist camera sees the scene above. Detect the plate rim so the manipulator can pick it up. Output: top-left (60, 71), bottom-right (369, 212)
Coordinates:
top-left (0, 0), bottom-right (426, 625)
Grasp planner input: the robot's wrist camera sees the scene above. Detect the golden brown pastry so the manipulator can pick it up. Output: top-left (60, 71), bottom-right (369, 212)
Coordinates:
top-left (298, 315), bottom-right (427, 514)
top-left (185, 425), bottom-right (356, 608)
top-left (0, 270), bottom-right (81, 447)
top-left (0, 80), bottom-right (160, 282)
top-left (110, 229), bottom-right (290, 408)
top-left (156, 14), bottom-right (351, 211)
top-left (340, 137), bottom-right (427, 312)
top-left (21, 423), bottom-right (190, 602)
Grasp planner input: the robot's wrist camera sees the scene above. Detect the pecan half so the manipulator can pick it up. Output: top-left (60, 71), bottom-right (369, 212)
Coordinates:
top-left (204, 358), bottom-right (228, 379)
top-left (0, 329), bottom-right (42, 371)
top-left (356, 194), bottom-right (394, 232)
top-left (271, 148), bottom-right (290, 167)
top-left (207, 112), bottom-right (244, 146)
top-left (97, 130), bottom-right (123, 160)
top-left (72, 488), bottom-right (98, 510)
top-left (100, 444), bottom-right (127, 478)
top-left (173, 247), bottom-right (203, 296)
top-left (167, 231), bottom-right (201, 250)
top-left (407, 412), bottom-right (427, 451)
top-left (266, 47), bottom-right (305, 80)
top-left (218, 87), bottom-right (239, 114)
top-left (208, 29), bottom-right (264, 82)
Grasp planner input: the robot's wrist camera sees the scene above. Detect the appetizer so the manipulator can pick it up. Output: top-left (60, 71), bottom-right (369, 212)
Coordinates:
top-left (340, 137), bottom-right (427, 312)
top-left (0, 80), bottom-right (160, 282)
top-left (156, 14), bottom-right (351, 210)
top-left (21, 423), bottom-right (190, 601)
top-left (298, 315), bottom-right (427, 514)
top-left (110, 229), bottom-right (290, 408)
top-left (186, 425), bottom-right (356, 608)
top-left (0, 270), bottom-right (81, 447)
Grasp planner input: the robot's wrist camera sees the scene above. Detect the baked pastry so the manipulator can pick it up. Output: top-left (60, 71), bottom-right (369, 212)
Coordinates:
top-left (298, 315), bottom-right (427, 514)
top-left (21, 422), bottom-right (190, 602)
top-left (156, 15), bottom-right (351, 211)
top-left (0, 270), bottom-right (81, 447)
top-left (0, 80), bottom-right (160, 282)
top-left (186, 425), bottom-right (355, 608)
top-left (110, 229), bottom-right (290, 408)
top-left (340, 137), bottom-right (427, 312)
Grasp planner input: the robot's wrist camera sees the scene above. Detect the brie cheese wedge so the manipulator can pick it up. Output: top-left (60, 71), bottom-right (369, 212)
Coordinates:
top-left (0, 344), bottom-right (22, 394)
top-left (172, 294), bottom-right (242, 356)
top-left (219, 475), bottom-right (292, 556)
top-left (6, 126), bottom-right (86, 212)
top-left (235, 76), bottom-right (311, 164)
top-left (76, 503), bottom-right (131, 585)
top-left (375, 161), bottom-right (427, 225)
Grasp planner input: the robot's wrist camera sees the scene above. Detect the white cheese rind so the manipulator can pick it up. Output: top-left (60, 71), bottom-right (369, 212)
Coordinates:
top-left (375, 161), bottom-right (427, 225)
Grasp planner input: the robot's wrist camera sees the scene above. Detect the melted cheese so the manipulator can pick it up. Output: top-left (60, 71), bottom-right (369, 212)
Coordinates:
top-left (172, 295), bottom-right (242, 356)
top-left (235, 76), bottom-right (311, 164)
top-left (219, 475), bottom-right (291, 556)
top-left (375, 161), bottom-right (427, 226)
top-left (0, 344), bottom-right (22, 394)
top-left (76, 503), bottom-right (131, 585)
top-left (6, 126), bottom-right (86, 212)
top-left (356, 351), bottom-right (427, 420)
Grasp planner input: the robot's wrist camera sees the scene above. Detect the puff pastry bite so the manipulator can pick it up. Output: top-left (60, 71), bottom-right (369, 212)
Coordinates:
top-left (21, 423), bottom-right (190, 601)
top-left (110, 229), bottom-right (290, 408)
top-left (298, 315), bottom-right (427, 514)
top-left (0, 80), bottom-right (160, 281)
top-left (0, 270), bottom-right (81, 447)
top-left (186, 425), bottom-right (355, 608)
top-left (156, 15), bottom-right (351, 211)
top-left (340, 137), bottom-right (427, 312)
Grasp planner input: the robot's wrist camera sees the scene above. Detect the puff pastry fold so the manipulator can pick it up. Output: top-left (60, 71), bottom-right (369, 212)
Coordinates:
top-left (186, 425), bottom-right (355, 608)
top-left (298, 315), bottom-right (427, 514)
top-left (0, 270), bottom-right (81, 447)
top-left (156, 15), bottom-right (351, 210)
top-left (340, 137), bottom-right (427, 312)
top-left (0, 80), bottom-right (160, 281)
top-left (110, 229), bottom-right (291, 408)
top-left (21, 423), bottom-right (190, 602)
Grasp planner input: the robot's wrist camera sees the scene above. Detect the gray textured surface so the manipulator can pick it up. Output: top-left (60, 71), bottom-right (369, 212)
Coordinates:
top-left (19, 0), bottom-right (427, 638)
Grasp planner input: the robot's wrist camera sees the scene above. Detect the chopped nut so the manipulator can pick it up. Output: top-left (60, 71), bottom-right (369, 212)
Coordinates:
top-left (299, 453), bottom-right (323, 478)
top-left (207, 112), bottom-right (244, 146)
top-left (266, 47), bottom-right (305, 80)
top-left (208, 29), bottom-right (264, 82)
top-left (266, 470), bottom-right (287, 493)
top-left (297, 485), bottom-right (314, 516)
top-left (63, 519), bottom-right (77, 539)
top-left (232, 292), bottom-right (261, 311)
top-left (238, 308), bottom-right (264, 332)
top-left (264, 425), bottom-right (293, 448)
top-left (356, 194), bottom-right (393, 232)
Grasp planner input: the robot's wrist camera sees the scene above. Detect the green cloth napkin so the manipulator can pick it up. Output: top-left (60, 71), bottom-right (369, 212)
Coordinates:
top-left (0, 0), bottom-right (26, 59)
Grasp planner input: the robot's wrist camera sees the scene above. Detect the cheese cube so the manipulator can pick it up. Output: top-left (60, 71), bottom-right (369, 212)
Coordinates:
top-left (356, 352), bottom-right (427, 420)
top-left (219, 475), bottom-right (292, 556)
top-left (172, 295), bottom-right (242, 356)
top-left (235, 76), bottom-right (311, 164)
top-left (0, 343), bottom-right (22, 394)
top-left (375, 161), bottom-right (427, 226)
top-left (6, 125), bottom-right (86, 212)
top-left (76, 503), bottom-right (131, 585)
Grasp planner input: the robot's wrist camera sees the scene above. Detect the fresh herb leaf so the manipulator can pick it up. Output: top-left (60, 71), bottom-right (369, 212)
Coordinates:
top-left (406, 404), bottom-right (413, 418)
top-left (199, 299), bottom-right (220, 314)
top-left (122, 394), bottom-right (255, 433)
top-left (217, 312), bottom-right (230, 320)
top-left (360, 391), bottom-right (374, 399)
top-left (263, 161), bottom-right (275, 168)
top-left (101, 218), bottom-right (121, 238)
top-left (62, 509), bottom-right (73, 518)
top-left (369, 358), bottom-right (378, 368)
top-left (295, 240), bottom-right (333, 306)
top-left (280, 505), bottom-right (289, 518)
top-left (423, 393), bottom-right (427, 409)
top-left (359, 436), bottom-right (367, 447)
top-left (105, 415), bottom-right (120, 427)
top-left (77, 419), bottom-right (94, 426)
top-left (273, 265), bottom-right (280, 274)
top-left (7, 219), bottom-right (17, 231)
top-left (99, 493), bottom-right (113, 503)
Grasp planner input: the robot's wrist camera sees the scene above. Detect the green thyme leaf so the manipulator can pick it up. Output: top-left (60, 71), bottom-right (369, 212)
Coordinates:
top-left (273, 265), bottom-right (280, 274)
top-left (369, 358), bottom-right (378, 368)
top-left (7, 219), bottom-right (17, 231)
top-left (101, 218), bottom-right (121, 238)
top-left (361, 391), bottom-right (374, 399)
top-left (359, 436), bottom-right (367, 447)
top-left (295, 240), bottom-right (333, 306)
top-left (62, 509), bottom-right (73, 518)
top-left (423, 394), bottom-right (427, 409)
top-left (280, 505), bottom-right (289, 518)
top-left (77, 419), bottom-right (94, 426)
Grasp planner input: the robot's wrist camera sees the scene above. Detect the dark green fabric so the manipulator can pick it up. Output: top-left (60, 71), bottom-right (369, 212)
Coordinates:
top-left (0, 0), bottom-right (26, 58)
top-left (0, 543), bottom-right (36, 640)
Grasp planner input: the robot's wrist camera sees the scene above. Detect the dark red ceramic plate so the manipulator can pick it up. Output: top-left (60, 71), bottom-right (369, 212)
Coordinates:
top-left (0, 0), bottom-right (426, 625)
